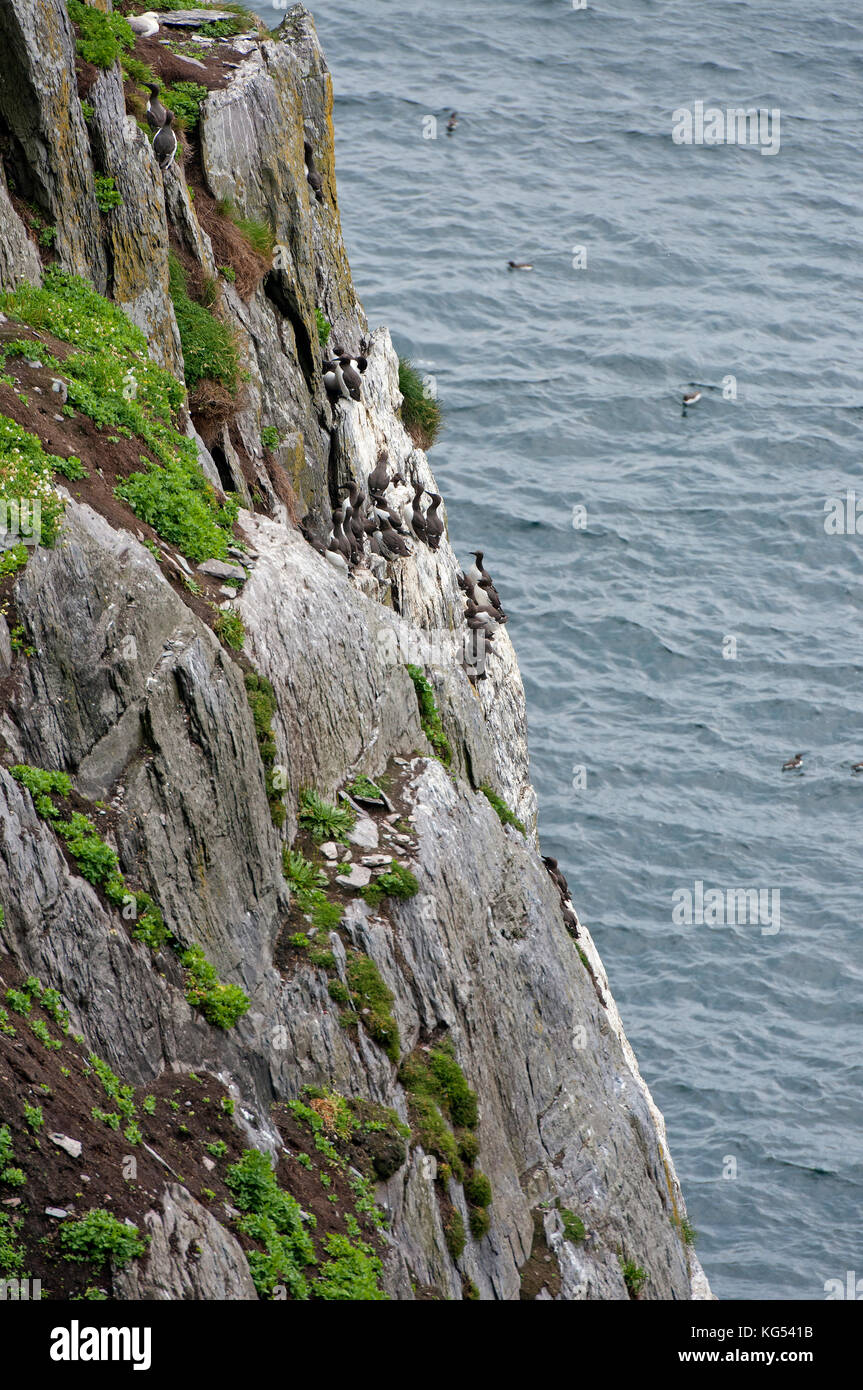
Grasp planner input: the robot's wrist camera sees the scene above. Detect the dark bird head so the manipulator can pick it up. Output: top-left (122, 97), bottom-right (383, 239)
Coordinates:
top-left (148, 84), bottom-right (160, 97)
top-left (355, 356), bottom-right (368, 372)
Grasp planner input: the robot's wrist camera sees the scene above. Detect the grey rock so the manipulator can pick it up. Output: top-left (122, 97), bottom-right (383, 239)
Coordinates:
top-left (335, 863), bottom-right (371, 890)
top-left (198, 559), bottom-right (247, 581)
top-left (112, 1184), bottom-right (257, 1300)
top-left (319, 842), bottom-right (339, 861)
top-left (49, 1133), bottom-right (82, 1159)
top-left (347, 816), bottom-right (379, 850)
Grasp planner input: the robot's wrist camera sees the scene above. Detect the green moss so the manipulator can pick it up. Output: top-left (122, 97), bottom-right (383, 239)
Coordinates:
top-left (316, 309), bottom-right (331, 348)
top-left (260, 426), bottom-right (280, 451)
top-left (216, 198), bottom-right (274, 258)
top-left (463, 1172), bottom-right (492, 1210)
top-left (312, 1233), bottom-right (386, 1300)
top-left (0, 1212), bottom-right (27, 1278)
top-left (479, 784), bottom-right (525, 834)
top-left (244, 671), bottom-right (285, 826)
top-left (345, 774), bottom-right (382, 801)
top-left (406, 665), bottom-right (452, 765)
top-left (345, 954), bottom-right (400, 1062)
top-left (468, 1205), bottom-right (490, 1240)
top-left (398, 357), bottom-right (442, 449)
top-left (560, 1206), bottom-right (585, 1243)
top-left (67, 0), bottom-right (134, 69)
top-left (444, 1207), bottom-right (465, 1260)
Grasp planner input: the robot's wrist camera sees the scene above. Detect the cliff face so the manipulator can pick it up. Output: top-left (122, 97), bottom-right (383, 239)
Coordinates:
top-left (0, 1), bottom-right (710, 1300)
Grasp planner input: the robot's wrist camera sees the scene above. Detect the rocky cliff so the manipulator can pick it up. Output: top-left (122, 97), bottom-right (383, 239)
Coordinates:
top-left (0, 0), bottom-right (711, 1301)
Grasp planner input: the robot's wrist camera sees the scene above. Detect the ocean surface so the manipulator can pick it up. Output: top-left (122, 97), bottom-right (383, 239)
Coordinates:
top-left (253, 0), bottom-right (863, 1299)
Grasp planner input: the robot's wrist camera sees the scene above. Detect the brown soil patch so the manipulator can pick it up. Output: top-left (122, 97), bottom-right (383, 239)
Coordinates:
top-left (519, 1208), bottom-right (562, 1300)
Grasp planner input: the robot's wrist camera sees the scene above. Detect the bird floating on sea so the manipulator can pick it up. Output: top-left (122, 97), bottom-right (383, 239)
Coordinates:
top-left (508, 260), bottom-right (533, 271)
top-left (446, 112), bottom-right (458, 134)
top-left (682, 390), bottom-right (701, 407)
top-left (782, 753), bottom-right (804, 771)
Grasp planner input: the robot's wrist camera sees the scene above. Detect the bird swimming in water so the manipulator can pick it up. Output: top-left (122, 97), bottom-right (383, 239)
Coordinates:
top-left (128, 10), bottom-right (159, 37)
top-left (145, 84), bottom-right (168, 131)
top-left (852, 761), bottom-right (863, 774)
top-left (446, 112), bottom-right (458, 134)
top-left (682, 390), bottom-right (701, 407)
top-left (152, 112), bottom-right (177, 171)
top-left (782, 753), bottom-right (804, 771)
top-left (508, 260), bottom-right (533, 271)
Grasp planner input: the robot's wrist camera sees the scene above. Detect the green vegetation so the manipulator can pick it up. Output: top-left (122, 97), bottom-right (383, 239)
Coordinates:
top-left (361, 860), bottom-right (419, 908)
top-left (121, 56), bottom-right (154, 88)
top-left (680, 1217), bottom-right (697, 1246)
top-left (406, 665), bottom-right (451, 765)
top-left (94, 175), bottom-right (122, 213)
top-left (463, 1171), bottom-right (492, 1209)
top-left (244, 670), bottom-right (285, 827)
top-left (0, 414), bottom-right (76, 547)
top-left (620, 1256), bottom-right (648, 1297)
top-left (0, 544), bottom-right (29, 577)
top-left (0, 1212), bottom-right (27, 1277)
top-left (216, 198), bottom-right (275, 259)
top-left (0, 1126), bottom-right (26, 1189)
top-left (225, 1148), bottom-right (316, 1298)
top-left (168, 253), bottom-right (239, 394)
top-left (180, 944), bottom-right (250, 1030)
top-left (468, 1206), bottom-right (490, 1239)
top-left (479, 783), bottom-right (525, 835)
top-left (444, 1207), bottom-right (465, 1260)
top-left (345, 774), bottom-right (382, 801)
top-left (398, 357), bottom-right (442, 449)
top-left (344, 954), bottom-right (400, 1062)
top-left (313, 1233), bottom-right (385, 1300)
top-left (315, 309), bottom-right (331, 348)
top-left (212, 606), bottom-right (245, 651)
top-left (60, 1209), bottom-right (147, 1268)
top-left (163, 81), bottom-right (208, 132)
top-left (560, 1207), bottom-right (585, 1243)
top-left (0, 270), bottom-right (237, 562)
top-left (260, 426), bottom-right (280, 451)
top-left (298, 788), bottom-right (355, 844)
top-left (67, 0), bottom-right (134, 69)
top-left (23, 1103), bottom-right (43, 1133)
top-left (10, 764), bottom-right (247, 1030)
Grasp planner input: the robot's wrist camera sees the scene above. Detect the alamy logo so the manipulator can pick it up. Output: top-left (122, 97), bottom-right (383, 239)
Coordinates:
top-left (0, 498), bottom-right (42, 546)
top-left (824, 1271), bottom-right (863, 1300)
top-left (672, 880), bottom-right (780, 935)
top-left (49, 1321), bottom-right (152, 1371)
top-left (672, 101), bottom-right (780, 156)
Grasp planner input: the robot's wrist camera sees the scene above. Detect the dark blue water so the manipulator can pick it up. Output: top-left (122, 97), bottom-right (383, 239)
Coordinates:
top-left (254, 0), bottom-right (863, 1299)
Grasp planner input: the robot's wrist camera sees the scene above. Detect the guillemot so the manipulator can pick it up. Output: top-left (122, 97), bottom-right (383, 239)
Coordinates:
top-left (852, 761), bottom-right (863, 774)
top-left (303, 142), bottom-right (324, 202)
top-left (152, 112), bottom-right (177, 171)
top-left (782, 753), bottom-right (804, 771)
top-left (339, 356), bottom-right (363, 401)
top-left (465, 550), bottom-right (490, 588)
top-left (424, 492), bottom-right (444, 549)
top-left (410, 484), bottom-right (428, 542)
top-left (128, 10), bottom-right (159, 37)
top-left (447, 112), bottom-right (458, 134)
top-left (508, 260), bottom-right (533, 271)
top-left (145, 85), bottom-right (168, 132)
top-left (682, 390), bottom-right (701, 407)
top-left (368, 451), bottom-right (390, 497)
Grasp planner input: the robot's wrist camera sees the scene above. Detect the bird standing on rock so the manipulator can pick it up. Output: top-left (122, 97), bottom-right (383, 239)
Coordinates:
top-left (368, 451), bottom-right (390, 497)
top-left (145, 84), bottom-right (168, 131)
top-left (129, 11), bottom-right (160, 37)
top-left (153, 112), bottom-right (177, 171)
top-left (424, 492), bottom-right (444, 550)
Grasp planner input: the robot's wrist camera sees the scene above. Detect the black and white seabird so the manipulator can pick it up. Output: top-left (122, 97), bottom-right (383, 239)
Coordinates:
top-left (379, 519), bottom-right (411, 558)
top-left (478, 576), bottom-right (504, 612)
top-left (424, 492), bottom-right (444, 550)
top-left (129, 10), bottom-right (159, 37)
top-left (852, 761), bottom-right (863, 774)
top-left (508, 260), bottom-right (533, 271)
top-left (339, 356), bottom-right (363, 401)
top-left (782, 753), bottom-right (804, 771)
top-left (682, 390), bottom-right (701, 407)
top-left (367, 451), bottom-right (390, 498)
top-left (303, 142), bottom-right (324, 202)
top-left (330, 507), bottom-right (352, 563)
top-left (145, 85), bottom-right (168, 132)
top-left (446, 112), bottom-right (458, 134)
top-left (466, 550), bottom-right (491, 588)
top-left (409, 484), bottom-right (428, 542)
top-left (152, 112), bottom-right (178, 171)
